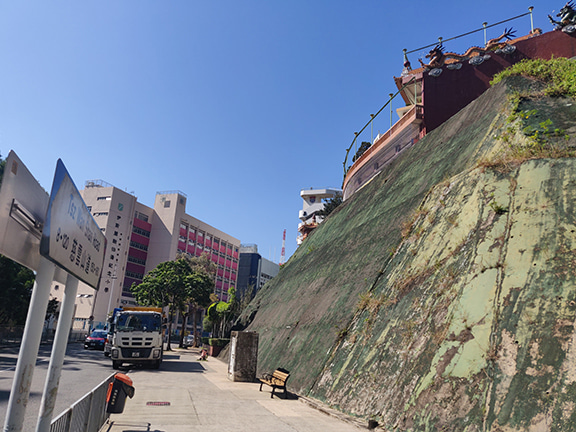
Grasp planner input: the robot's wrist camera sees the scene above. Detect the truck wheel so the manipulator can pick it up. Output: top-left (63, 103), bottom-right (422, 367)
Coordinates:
top-left (112, 361), bottom-right (121, 370)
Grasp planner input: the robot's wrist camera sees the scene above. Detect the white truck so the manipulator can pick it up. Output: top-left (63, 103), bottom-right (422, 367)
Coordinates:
top-left (108, 307), bottom-right (164, 369)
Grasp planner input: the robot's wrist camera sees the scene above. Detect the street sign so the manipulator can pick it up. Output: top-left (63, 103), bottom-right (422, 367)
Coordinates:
top-left (0, 151), bottom-right (49, 270)
top-left (0, 151), bottom-right (66, 282)
top-left (40, 159), bottom-right (106, 289)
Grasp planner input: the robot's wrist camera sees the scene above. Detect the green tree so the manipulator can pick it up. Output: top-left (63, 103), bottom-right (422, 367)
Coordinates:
top-left (205, 287), bottom-right (239, 339)
top-left (352, 141), bottom-right (371, 162)
top-left (176, 253), bottom-right (216, 347)
top-left (130, 258), bottom-right (213, 351)
top-left (317, 194), bottom-right (343, 218)
top-left (0, 255), bottom-right (35, 326)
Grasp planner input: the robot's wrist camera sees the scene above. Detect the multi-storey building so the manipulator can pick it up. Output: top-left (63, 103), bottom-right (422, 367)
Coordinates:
top-left (52, 180), bottom-right (240, 330)
top-left (237, 244), bottom-right (279, 303)
top-left (297, 188), bottom-right (342, 245)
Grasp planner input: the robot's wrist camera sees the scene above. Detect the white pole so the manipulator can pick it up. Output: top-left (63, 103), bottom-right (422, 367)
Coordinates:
top-left (36, 274), bottom-right (79, 432)
top-left (389, 93), bottom-right (394, 130)
top-left (3, 257), bottom-right (55, 432)
top-left (106, 264), bottom-right (118, 318)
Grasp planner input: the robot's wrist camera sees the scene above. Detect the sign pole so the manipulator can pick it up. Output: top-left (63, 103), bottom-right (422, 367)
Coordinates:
top-left (3, 256), bottom-right (56, 432)
top-left (35, 274), bottom-right (79, 432)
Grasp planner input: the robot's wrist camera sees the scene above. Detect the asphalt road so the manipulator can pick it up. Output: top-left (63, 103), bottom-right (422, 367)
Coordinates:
top-left (0, 341), bottom-right (114, 431)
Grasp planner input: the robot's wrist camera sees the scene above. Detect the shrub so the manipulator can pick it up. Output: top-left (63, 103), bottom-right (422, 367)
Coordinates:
top-left (208, 338), bottom-right (230, 347)
top-left (491, 57), bottom-right (576, 98)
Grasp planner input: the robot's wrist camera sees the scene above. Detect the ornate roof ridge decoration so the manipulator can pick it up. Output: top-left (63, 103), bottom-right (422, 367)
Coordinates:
top-left (404, 28), bottom-right (541, 77)
top-left (549, 1), bottom-right (576, 32)
top-left (418, 28), bottom-right (516, 71)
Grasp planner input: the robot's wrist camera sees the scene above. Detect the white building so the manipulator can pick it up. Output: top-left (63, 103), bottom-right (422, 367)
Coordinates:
top-left (297, 188), bottom-right (341, 245)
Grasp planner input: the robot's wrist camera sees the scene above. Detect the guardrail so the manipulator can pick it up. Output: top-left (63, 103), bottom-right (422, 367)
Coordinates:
top-left (342, 77), bottom-right (416, 183)
top-left (0, 327), bottom-right (86, 348)
top-left (50, 374), bottom-right (114, 432)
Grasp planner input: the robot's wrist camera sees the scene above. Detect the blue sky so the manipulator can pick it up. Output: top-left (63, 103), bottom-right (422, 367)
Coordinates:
top-left (0, 1), bottom-right (558, 262)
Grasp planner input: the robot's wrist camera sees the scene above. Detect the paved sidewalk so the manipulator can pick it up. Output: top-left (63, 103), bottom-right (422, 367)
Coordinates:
top-left (102, 348), bottom-right (365, 432)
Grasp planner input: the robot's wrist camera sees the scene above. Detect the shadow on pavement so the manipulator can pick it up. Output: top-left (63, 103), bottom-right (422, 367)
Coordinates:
top-left (0, 389), bottom-right (10, 403)
top-left (118, 357), bottom-right (206, 374)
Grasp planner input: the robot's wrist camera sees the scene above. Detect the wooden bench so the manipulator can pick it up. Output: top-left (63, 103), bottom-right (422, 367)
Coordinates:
top-left (258, 368), bottom-right (290, 399)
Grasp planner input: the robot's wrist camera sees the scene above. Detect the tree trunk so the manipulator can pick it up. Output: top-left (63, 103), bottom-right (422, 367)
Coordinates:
top-left (165, 307), bottom-right (173, 351)
top-left (179, 310), bottom-right (188, 348)
top-left (191, 306), bottom-right (199, 347)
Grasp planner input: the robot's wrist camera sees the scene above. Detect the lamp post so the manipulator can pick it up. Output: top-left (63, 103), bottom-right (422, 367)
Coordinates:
top-left (370, 114), bottom-right (375, 143)
top-left (529, 6), bottom-right (534, 33)
top-left (389, 93), bottom-right (394, 130)
top-left (106, 264), bottom-right (118, 322)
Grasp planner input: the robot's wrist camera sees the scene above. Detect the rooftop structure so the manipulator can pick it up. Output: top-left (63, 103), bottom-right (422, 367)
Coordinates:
top-left (342, 6), bottom-right (576, 200)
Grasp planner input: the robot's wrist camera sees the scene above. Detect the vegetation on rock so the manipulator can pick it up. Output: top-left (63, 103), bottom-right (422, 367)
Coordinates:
top-left (477, 58), bottom-right (576, 172)
top-left (491, 57), bottom-right (576, 97)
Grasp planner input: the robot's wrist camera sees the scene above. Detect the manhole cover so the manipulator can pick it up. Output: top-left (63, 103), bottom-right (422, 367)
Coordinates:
top-left (146, 402), bottom-right (170, 406)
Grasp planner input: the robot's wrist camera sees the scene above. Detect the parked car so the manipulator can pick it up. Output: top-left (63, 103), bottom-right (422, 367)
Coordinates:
top-left (84, 330), bottom-right (107, 350)
top-left (184, 334), bottom-right (194, 347)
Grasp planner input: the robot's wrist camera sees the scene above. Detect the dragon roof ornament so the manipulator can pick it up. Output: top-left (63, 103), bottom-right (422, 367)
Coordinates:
top-left (418, 28), bottom-right (516, 71)
top-left (549, 1), bottom-right (576, 32)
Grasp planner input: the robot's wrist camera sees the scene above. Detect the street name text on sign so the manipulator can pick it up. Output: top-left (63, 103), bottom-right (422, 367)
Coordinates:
top-left (40, 159), bottom-right (105, 289)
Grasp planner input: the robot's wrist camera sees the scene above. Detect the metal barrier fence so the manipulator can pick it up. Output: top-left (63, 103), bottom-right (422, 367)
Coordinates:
top-left (50, 374), bottom-right (114, 432)
top-left (0, 326), bottom-right (86, 348)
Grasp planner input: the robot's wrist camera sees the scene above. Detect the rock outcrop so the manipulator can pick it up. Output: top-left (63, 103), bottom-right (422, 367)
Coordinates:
top-left (239, 75), bottom-right (576, 431)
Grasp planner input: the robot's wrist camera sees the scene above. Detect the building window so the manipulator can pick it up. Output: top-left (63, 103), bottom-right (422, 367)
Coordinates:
top-left (135, 211), bottom-right (149, 223)
top-left (164, 200), bottom-right (171, 208)
top-left (130, 240), bottom-right (149, 252)
top-left (132, 226), bottom-right (151, 238)
top-left (125, 271), bottom-right (144, 280)
top-left (97, 196), bottom-right (111, 201)
top-left (127, 256), bottom-right (146, 266)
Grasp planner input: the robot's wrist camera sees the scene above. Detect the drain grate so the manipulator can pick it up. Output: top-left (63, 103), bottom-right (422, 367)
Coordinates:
top-left (146, 401), bottom-right (171, 406)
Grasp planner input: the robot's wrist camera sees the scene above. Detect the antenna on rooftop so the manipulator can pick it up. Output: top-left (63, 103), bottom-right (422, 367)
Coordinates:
top-left (280, 229), bottom-right (286, 265)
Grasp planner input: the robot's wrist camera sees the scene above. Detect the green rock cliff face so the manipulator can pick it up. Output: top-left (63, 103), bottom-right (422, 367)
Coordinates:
top-left (240, 75), bottom-right (576, 431)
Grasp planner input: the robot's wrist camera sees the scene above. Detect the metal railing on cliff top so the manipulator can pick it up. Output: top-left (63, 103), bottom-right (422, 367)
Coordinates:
top-left (342, 7), bottom-right (536, 184)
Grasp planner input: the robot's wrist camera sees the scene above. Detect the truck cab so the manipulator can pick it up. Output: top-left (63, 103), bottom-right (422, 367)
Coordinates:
top-left (109, 307), bottom-right (164, 369)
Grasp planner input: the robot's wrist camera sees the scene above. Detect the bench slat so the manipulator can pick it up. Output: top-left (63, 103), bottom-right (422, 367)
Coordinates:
top-left (259, 368), bottom-right (290, 399)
